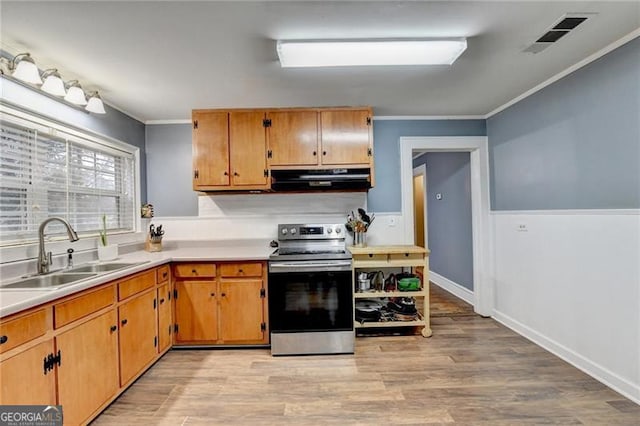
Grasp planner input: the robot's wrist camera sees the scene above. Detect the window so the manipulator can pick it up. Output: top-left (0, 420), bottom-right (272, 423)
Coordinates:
top-left (0, 107), bottom-right (137, 246)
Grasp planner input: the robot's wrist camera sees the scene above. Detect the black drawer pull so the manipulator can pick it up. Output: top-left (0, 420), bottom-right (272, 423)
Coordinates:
top-left (0, 335), bottom-right (7, 344)
top-left (221, 293), bottom-right (226, 297)
top-left (210, 292), bottom-right (215, 297)
top-left (160, 298), bottom-right (165, 304)
top-left (162, 272), bottom-right (168, 278)
top-left (238, 269), bottom-right (243, 273)
top-left (110, 325), bottom-right (117, 333)
top-left (191, 269), bottom-right (197, 274)
top-left (121, 319), bottom-right (128, 326)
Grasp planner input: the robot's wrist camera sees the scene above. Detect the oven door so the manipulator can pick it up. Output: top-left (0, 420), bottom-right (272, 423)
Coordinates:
top-left (268, 260), bottom-right (353, 333)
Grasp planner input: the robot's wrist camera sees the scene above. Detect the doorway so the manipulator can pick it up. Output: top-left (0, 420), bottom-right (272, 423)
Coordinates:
top-left (412, 163), bottom-right (427, 248)
top-left (400, 136), bottom-right (492, 317)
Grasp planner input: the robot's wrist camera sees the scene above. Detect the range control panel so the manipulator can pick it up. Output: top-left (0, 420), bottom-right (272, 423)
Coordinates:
top-left (277, 224), bottom-right (346, 240)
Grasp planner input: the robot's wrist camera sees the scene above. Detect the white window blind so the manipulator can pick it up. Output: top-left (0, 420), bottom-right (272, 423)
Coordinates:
top-left (0, 110), bottom-right (136, 246)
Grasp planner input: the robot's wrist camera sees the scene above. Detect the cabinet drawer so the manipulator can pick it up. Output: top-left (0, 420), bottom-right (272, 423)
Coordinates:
top-left (118, 270), bottom-right (156, 301)
top-left (389, 253), bottom-right (423, 262)
top-left (55, 285), bottom-right (115, 329)
top-left (0, 309), bottom-right (48, 354)
top-left (174, 263), bottom-right (216, 278)
top-left (156, 265), bottom-right (170, 284)
top-left (219, 262), bottom-right (262, 278)
top-left (354, 253), bottom-right (387, 263)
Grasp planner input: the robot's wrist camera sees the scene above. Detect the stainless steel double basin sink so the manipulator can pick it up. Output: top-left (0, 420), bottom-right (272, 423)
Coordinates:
top-left (1, 262), bottom-right (148, 291)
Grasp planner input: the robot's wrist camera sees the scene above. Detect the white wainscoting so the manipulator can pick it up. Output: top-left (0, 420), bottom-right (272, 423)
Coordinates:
top-left (491, 210), bottom-right (640, 403)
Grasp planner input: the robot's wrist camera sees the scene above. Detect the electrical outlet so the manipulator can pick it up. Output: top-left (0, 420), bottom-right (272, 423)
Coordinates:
top-left (516, 223), bottom-right (528, 232)
top-left (436, 193), bottom-right (443, 200)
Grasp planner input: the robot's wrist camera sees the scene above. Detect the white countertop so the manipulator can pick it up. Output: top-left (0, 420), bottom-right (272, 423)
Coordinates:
top-left (0, 240), bottom-right (274, 318)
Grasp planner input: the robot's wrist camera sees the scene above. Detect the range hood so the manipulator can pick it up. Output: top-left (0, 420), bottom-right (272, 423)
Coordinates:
top-left (271, 168), bottom-right (371, 192)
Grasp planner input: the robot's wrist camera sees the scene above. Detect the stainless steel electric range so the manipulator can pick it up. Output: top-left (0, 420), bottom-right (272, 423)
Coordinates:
top-left (268, 223), bottom-right (354, 356)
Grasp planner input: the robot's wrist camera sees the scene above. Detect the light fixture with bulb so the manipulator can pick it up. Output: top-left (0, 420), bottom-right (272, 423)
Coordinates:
top-left (0, 51), bottom-right (107, 114)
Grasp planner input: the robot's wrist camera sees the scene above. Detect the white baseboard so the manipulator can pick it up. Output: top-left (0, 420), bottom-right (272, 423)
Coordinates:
top-left (429, 271), bottom-right (474, 305)
top-left (492, 310), bottom-right (640, 405)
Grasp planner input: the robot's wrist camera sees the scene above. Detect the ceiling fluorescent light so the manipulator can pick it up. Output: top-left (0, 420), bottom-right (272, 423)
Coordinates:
top-left (277, 38), bottom-right (467, 67)
top-left (11, 53), bottom-right (43, 84)
top-left (85, 91), bottom-right (106, 114)
top-left (64, 80), bottom-right (87, 105)
top-left (40, 69), bottom-right (66, 96)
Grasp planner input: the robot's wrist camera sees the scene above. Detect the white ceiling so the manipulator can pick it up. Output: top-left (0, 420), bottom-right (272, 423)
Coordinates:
top-left (1, 1), bottom-right (639, 122)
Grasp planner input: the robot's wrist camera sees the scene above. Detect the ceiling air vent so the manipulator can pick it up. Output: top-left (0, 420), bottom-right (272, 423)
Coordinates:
top-left (523, 13), bottom-right (593, 54)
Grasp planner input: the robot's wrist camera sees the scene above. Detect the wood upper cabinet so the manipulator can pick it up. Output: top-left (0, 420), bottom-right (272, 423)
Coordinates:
top-left (267, 110), bottom-right (319, 166)
top-left (0, 340), bottom-right (56, 406)
top-left (118, 290), bottom-right (158, 385)
top-left (193, 111), bottom-right (230, 188)
top-left (174, 280), bottom-right (218, 343)
top-left (192, 110), bottom-right (269, 190)
top-left (56, 310), bottom-right (119, 426)
top-left (320, 109), bottom-right (372, 166)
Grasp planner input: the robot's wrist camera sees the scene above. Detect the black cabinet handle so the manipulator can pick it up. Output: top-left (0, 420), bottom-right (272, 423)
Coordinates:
top-left (221, 293), bottom-right (226, 297)
top-left (110, 325), bottom-right (117, 333)
top-left (405, 253), bottom-right (409, 257)
top-left (192, 269), bottom-right (197, 274)
top-left (210, 292), bottom-right (215, 297)
top-left (322, 151), bottom-right (327, 156)
top-left (313, 151), bottom-right (317, 156)
top-left (160, 298), bottom-right (165, 304)
top-left (238, 269), bottom-right (243, 273)
top-left (121, 319), bottom-right (128, 326)
top-left (0, 335), bottom-right (7, 344)
top-left (234, 172), bottom-right (239, 176)
top-left (162, 272), bottom-right (168, 278)
top-left (224, 171), bottom-right (229, 176)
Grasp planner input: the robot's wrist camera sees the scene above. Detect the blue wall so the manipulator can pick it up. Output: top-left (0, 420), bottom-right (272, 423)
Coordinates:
top-left (487, 37), bottom-right (640, 210)
top-left (145, 124), bottom-right (198, 216)
top-left (369, 119), bottom-right (486, 212)
top-left (1, 77), bottom-right (147, 202)
top-left (414, 152), bottom-right (474, 291)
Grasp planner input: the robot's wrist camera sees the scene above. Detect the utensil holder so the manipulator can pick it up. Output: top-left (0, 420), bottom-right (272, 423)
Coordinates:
top-left (145, 236), bottom-right (163, 252)
top-left (354, 231), bottom-right (367, 247)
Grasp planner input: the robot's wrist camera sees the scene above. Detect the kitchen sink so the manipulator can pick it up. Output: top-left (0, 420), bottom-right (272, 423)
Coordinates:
top-left (1, 273), bottom-right (97, 290)
top-left (64, 262), bottom-right (146, 274)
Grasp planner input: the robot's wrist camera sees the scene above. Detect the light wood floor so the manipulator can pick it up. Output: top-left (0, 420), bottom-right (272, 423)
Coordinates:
top-left (93, 297), bottom-right (639, 425)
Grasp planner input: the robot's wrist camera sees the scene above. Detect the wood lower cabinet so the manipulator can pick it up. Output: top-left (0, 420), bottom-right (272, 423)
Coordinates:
top-left (56, 310), bottom-right (119, 425)
top-left (219, 279), bottom-right (265, 342)
top-left (118, 290), bottom-right (158, 385)
top-left (157, 282), bottom-right (172, 351)
top-left (173, 261), bottom-right (267, 345)
top-left (0, 340), bottom-right (56, 405)
top-left (174, 280), bottom-right (218, 343)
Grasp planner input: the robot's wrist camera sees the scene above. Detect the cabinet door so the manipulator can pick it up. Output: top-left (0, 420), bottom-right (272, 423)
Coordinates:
top-left (219, 279), bottom-right (265, 342)
top-left (267, 110), bottom-right (318, 166)
top-left (157, 283), bottom-right (172, 352)
top-left (118, 291), bottom-right (157, 385)
top-left (320, 109), bottom-right (372, 165)
top-left (57, 311), bottom-right (119, 425)
top-left (229, 111), bottom-right (268, 186)
top-left (0, 340), bottom-right (56, 405)
top-left (192, 111), bottom-right (230, 188)
top-left (174, 281), bottom-right (218, 342)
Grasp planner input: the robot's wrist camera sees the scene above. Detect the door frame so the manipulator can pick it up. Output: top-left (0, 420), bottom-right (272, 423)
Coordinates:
top-left (412, 163), bottom-right (428, 247)
top-left (399, 136), bottom-right (493, 316)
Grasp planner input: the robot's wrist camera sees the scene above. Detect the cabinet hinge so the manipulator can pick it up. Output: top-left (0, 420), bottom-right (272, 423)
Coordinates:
top-left (263, 119), bottom-right (272, 128)
top-left (173, 289), bottom-right (178, 299)
top-left (260, 288), bottom-right (266, 298)
top-left (367, 148), bottom-right (372, 157)
top-left (193, 120), bottom-right (198, 129)
top-left (263, 169), bottom-right (268, 178)
top-left (43, 350), bottom-right (61, 375)
top-left (174, 324), bottom-right (179, 333)
top-left (153, 298), bottom-right (157, 309)
top-left (194, 169), bottom-right (199, 179)
top-left (366, 116), bottom-right (372, 126)
top-left (267, 150), bottom-right (272, 159)
top-left (169, 324), bottom-right (172, 335)
top-left (154, 336), bottom-right (158, 347)
top-left (168, 290), bottom-right (171, 301)
top-left (261, 322), bottom-right (266, 331)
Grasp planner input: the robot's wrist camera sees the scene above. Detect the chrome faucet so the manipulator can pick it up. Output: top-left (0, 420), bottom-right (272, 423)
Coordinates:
top-left (38, 217), bottom-right (79, 274)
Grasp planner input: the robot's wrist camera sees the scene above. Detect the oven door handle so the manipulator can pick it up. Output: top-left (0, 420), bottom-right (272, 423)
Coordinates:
top-left (270, 261), bottom-right (352, 269)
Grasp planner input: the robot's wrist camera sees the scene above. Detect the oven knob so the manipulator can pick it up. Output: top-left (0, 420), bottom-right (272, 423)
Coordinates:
top-left (335, 227), bottom-right (341, 234)
top-left (327, 228), bottom-right (333, 234)
top-left (290, 228), bottom-right (297, 235)
top-left (281, 228), bottom-right (288, 235)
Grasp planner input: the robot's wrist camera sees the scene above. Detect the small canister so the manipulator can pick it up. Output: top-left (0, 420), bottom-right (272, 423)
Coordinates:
top-left (357, 278), bottom-right (370, 292)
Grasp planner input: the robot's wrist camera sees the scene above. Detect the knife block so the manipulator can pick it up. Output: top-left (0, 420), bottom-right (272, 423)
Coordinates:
top-left (145, 235), bottom-right (163, 252)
